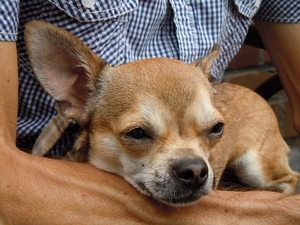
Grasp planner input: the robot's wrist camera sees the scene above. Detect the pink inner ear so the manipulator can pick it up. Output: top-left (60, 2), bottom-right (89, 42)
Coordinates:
top-left (39, 61), bottom-right (92, 120)
top-left (25, 21), bottom-right (105, 122)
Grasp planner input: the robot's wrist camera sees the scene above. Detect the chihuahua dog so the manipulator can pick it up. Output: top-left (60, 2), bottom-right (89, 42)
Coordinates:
top-left (25, 21), bottom-right (300, 206)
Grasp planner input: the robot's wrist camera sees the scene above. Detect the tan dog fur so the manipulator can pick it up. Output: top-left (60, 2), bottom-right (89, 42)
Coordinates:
top-left (25, 21), bottom-right (300, 206)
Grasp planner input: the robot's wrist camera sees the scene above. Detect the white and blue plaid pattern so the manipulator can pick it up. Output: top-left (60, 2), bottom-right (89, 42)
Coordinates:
top-left (254, 0), bottom-right (300, 23)
top-left (0, 0), bottom-right (19, 41)
top-left (2, 0), bottom-right (291, 156)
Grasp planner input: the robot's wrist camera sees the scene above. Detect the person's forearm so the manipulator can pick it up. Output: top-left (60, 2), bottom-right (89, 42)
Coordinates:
top-left (0, 41), bottom-right (18, 143)
top-left (0, 41), bottom-right (19, 224)
top-left (2, 149), bottom-right (300, 225)
top-left (254, 20), bottom-right (300, 133)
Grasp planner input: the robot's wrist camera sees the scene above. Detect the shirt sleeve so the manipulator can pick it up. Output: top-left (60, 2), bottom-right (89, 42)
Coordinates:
top-left (233, 0), bottom-right (261, 18)
top-left (0, 0), bottom-right (20, 41)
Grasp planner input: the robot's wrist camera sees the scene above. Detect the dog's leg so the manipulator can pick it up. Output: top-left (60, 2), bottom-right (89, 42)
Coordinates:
top-left (229, 141), bottom-right (300, 194)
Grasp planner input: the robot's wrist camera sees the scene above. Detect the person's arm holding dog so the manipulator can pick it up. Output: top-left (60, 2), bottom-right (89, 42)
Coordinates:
top-left (1, 142), bottom-right (300, 224)
top-left (0, 41), bottom-right (19, 225)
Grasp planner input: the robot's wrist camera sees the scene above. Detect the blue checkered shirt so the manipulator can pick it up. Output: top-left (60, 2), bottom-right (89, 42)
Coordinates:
top-left (1, 0), bottom-right (263, 156)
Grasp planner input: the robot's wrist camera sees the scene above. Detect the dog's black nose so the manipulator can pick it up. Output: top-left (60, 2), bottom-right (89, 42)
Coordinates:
top-left (172, 158), bottom-right (208, 189)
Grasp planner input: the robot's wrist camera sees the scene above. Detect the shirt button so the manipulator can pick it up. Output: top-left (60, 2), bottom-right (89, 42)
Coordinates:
top-left (82, 0), bottom-right (96, 8)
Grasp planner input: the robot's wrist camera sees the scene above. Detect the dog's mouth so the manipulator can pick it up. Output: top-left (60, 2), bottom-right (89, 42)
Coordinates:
top-left (160, 190), bottom-right (210, 205)
top-left (132, 158), bottom-right (215, 206)
top-left (135, 179), bottom-right (212, 205)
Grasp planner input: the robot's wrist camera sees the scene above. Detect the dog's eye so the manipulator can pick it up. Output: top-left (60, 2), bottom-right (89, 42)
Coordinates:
top-left (209, 122), bottom-right (224, 136)
top-left (126, 128), bottom-right (150, 140)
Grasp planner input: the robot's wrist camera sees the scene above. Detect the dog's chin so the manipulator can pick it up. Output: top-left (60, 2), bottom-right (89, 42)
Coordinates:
top-left (132, 180), bottom-right (212, 206)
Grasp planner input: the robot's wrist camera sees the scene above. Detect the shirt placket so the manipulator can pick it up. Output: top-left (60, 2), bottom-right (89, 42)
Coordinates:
top-left (169, 0), bottom-right (195, 63)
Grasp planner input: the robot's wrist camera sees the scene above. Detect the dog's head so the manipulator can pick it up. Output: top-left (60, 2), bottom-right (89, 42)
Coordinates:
top-left (25, 21), bottom-right (224, 205)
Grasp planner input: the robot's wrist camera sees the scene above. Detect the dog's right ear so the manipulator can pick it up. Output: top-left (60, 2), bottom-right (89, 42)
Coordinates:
top-left (25, 21), bottom-right (107, 124)
top-left (190, 45), bottom-right (220, 80)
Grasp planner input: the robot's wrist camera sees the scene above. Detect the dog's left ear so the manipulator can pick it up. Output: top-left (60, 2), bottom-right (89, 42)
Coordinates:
top-left (25, 21), bottom-right (107, 124)
top-left (190, 45), bottom-right (220, 79)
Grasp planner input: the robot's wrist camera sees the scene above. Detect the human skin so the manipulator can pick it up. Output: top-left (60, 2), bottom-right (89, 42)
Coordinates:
top-left (254, 20), bottom-right (300, 134)
top-left (2, 146), bottom-right (300, 225)
top-left (1, 41), bottom-right (300, 225)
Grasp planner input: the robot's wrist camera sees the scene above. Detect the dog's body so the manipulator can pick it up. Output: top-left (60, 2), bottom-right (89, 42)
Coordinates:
top-left (211, 83), bottom-right (297, 192)
top-left (25, 21), bottom-right (300, 206)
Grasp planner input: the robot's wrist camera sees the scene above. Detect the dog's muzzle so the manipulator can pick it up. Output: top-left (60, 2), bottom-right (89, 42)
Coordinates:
top-left (132, 156), bottom-right (213, 205)
top-left (148, 157), bottom-right (213, 205)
